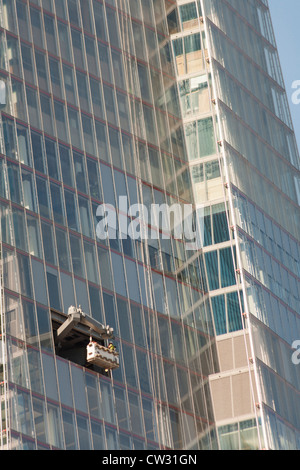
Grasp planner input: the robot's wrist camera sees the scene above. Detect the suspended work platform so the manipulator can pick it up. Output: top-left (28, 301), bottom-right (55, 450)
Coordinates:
top-left (52, 306), bottom-right (119, 371)
top-left (87, 342), bottom-right (119, 370)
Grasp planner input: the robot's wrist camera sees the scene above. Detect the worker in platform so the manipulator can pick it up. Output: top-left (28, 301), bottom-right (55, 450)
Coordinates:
top-left (108, 342), bottom-right (116, 352)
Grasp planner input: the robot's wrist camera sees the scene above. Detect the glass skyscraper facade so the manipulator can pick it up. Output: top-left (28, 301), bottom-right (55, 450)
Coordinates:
top-left (0, 0), bottom-right (299, 451)
top-left (170, 0), bottom-right (300, 450)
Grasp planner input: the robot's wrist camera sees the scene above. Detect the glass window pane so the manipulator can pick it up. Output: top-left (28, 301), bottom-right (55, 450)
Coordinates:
top-left (93, 1), bottom-right (107, 41)
top-left (55, 0), bottom-right (67, 20)
top-left (3, 116), bottom-right (17, 159)
top-left (62, 409), bottom-right (78, 450)
top-left (17, 0), bottom-right (30, 41)
top-left (84, 241), bottom-right (98, 284)
top-left (27, 214), bottom-right (42, 258)
top-left (219, 424), bottom-right (239, 450)
top-left (35, 51), bottom-right (49, 91)
top-left (55, 227), bottom-right (70, 271)
top-left (61, 272), bottom-right (76, 314)
top-left (77, 415), bottom-right (91, 450)
top-left (227, 291), bottom-right (243, 333)
top-left (95, 121), bottom-right (109, 162)
top-left (17, 125), bottom-right (31, 166)
top-left (220, 247), bottom-right (236, 288)
top-left (32, 397), bottom-right (48, 445)
top-left (58, 22), bottom-right (71, 62)
top-left (71, 29), bottom-right (84, 69)
top-left (54, 101), bottom-right (68, 142)
top-left (70, 233), bottom-right (84, 278)
top-left (122, 344), bottom-right (137, 389)
top-left (88, 285), bottom-right (103, 324)
top-left (205, 251), bottom-right (219, 290)
top-left (91, 421), bottom-right (105, 450)
top-left (100, 164), bottom-right (115, 206)
top-left (63, 65), bottom-right (76, 105)
top-left (47, 402), bottom-right (63, 448)
top-left (86, 373), bottom-right (101, 419)
top-left (57, 359), bottom-right (73, 408)
top-left (49, 58), bottom-right (62, 98)
top-left (26, 87), bottom-right (40, 128)
top-left (68, 108), bottom-right (82, 149)
top-left (31, 131), bottom-right (45, 173)
top-left (59, 145), bottom-right (74, 187)
top-left (44, 14), bottom-right (57, 55)
top-left (111, 252), bottom-right (126, 297)
top-left (7, 161), bottom-right (22, 205)
top-left (124, 259), bottom-right (140, 303)
top-left (136, 349), bottom-right (151, 394)
top-left (102, 292), bottom-right (117, 335)
top-left (45, 138), bottom-right (60, 180)
top-left (68, 0), bottom-right (80, 26)
top-left (86, 157), bottom-right (102, 201)
top-left (117, 298), bottom-right (132, 342)
top-left (40, 94), bottom-right (54, 135)
top-left (32, 259), bottom-right (48, 306)
top-left (50, 182), bottom-right (65, 225)
top-left (27, 347), bottom-right (44, 395)
top-left (198, 118), bottom-right (216, 157)
top-left (74, 278), bottom-right (89, 314)
top-left (46, 267), bottom-right (61, 311)
top-left (212, 204), bottom-right (229, 244)
top-left (41, 353), bottom-right (59, 401)
top-left (36, 305), bottom-right (53, 351)
top-left (70, 365), bottom-right (88, 413)
top-left (64, 189), bottom-right (79, 231)
top-left (211, 295), bottom-right (226, 335)
top-left (41, 221), bottom-right (57, 265)
top-left (13, 210), bottom-right (28, 252)
top-left (73, 152), bottom-right (87, 194)
top-left (82, 114), bottom-right (95, 156)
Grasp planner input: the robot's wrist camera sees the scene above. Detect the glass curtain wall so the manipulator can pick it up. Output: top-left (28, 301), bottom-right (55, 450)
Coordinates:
top-left (0, 0), bottom-right (218, 450)
top-left (169, 0), bottom-right (256, 450)
top-left (167, 0), bottom-right (300, 451)
top-left (170, 1), bottom-right (245, 353)
top-left (201, 0), bottom-right (300, 450)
